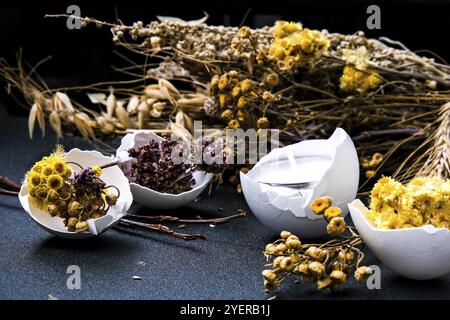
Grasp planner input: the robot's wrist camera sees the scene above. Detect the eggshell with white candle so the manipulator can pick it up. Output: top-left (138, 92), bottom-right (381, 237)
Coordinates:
top-left (240, 128), bottom-right (359, 238)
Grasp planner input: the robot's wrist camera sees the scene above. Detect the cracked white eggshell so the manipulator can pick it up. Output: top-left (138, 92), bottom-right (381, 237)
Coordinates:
top-left (349, 199), bottom-right (450, 280)
top-left (240, 128), bottom-right (359, 238)
top-left (115, 130), bottom-right (212, 209)
top-left (19, 148), bottom-right (133, 239)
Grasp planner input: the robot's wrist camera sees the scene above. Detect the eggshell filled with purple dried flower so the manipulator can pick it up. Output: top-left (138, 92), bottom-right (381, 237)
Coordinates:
top-left (116, 130), bottom-right (212, 209)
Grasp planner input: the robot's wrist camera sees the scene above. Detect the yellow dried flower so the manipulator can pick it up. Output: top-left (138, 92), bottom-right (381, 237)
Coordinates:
top-left (273, 21), bottom-right (302, 38)
top-left (262, 91), bottom-right (275, 101)
top-left (296, 262), bottom-right (309, 274)
top-left (228, 119), bottom-right (240, 129)
top-left (316, 276), bottom-right (332, 290)
top-left (355, 266), bottom-right (373, 282)
top-left (240, 79), bottom-right (253, 93)
top-left (220, 110), bottom-right (233, 121)
top-left (327, 217), bottom-right (346, 235)
top-left (265, 73), bottom-right (279, 87)
top-left (306, 246), bottom-right (326, 262)
top-left (219, 94), bottom-right (228, 108)
top-left (92, 166), bottom-right (103, 176)
top-left (280, 256), bottom-right (295, 271)
top-left (273, 256), bottom-right (284, 268)
top-left (237, 96), bottom-right (248, 109)
top-left (256, 117), bottom-right (270, 129)
top-left (47, 174), bottom-right (64, 190)
top-left (310, 196), bottom-right (332, 215)
top-left (238, 26), bottom-right (251, 38)
top-left (286, 238), bottom-right (301, 250)
top-left (231, 86), bottom-right (241, 97)
top-left (269, 21), bottom-right (330, 71)
top-left (338, 249), bottom-right (355, 262)
top-left (237, 110), bottom-right (247, 122)
top-left (308, 261), bottom-right (325, 277)
top-left (52, 160), bottom-right (67, 174)
top-left (262, 269), bottom-right (277, 282)
top-left (340, 66), bottom-right (382, 93)
top-left (324, 206), bottom-right (341, 221)
top-left (365, 170), bottom-right (376, 178)
top-left (280, 231), bottom-right (291, 239)
top-left (218, 75), bottom-right (229, 91)
top-left (42, 165), bottom-right (54, 177)
top-left (330, 270), bottom-right (347, 282)
top-left (28, 172), bottom-right (42, 187)
top-left (367, 176), bottom-right (450, 229)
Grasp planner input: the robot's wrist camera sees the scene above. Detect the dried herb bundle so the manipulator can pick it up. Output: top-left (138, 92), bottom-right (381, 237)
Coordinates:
top-left (1, 15), bottom-right (450, 192)
top-left (263, 196), bottom-right (371, 292)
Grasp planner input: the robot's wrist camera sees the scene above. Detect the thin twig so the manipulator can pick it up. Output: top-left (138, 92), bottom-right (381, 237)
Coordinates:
top-left (0, 176), bottom-right (21, 191)
top-left (126, 209), bottom-right (248, 225)
top-left (118, 219), bottom-right (206, 240)
top-left (0, 189), bottom-right (19, 197)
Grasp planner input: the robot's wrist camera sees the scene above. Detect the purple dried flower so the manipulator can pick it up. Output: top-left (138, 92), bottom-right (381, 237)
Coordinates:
top-left (127, 139), bottom-right (195, 194)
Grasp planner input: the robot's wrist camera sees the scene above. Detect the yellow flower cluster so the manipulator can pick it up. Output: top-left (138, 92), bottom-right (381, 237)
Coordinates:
top-left (268, 21), bottom-right (330, 71)
top-left (339, 47), bottom-right (382, 93)
top-left (210, 71), bottom-right (273, 129)
top-left (26, 145), bottom-right (72, 210)
top-left (311, 196), bottom-right (346, 235)
top-left (361, 152), bottom-right (384, 178)
top-left (367, 176), bottom-right (450, 229)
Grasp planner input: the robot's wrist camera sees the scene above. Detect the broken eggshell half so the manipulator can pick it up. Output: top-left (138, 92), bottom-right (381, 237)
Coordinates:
top-left (349, 199), bottom-right (450, 280)
top-left (19, 148), bottom-right (133, 239)
top-left (240, 128), bottom-right (359, 238)
top-left (115, 130), bottom-right (213, 209)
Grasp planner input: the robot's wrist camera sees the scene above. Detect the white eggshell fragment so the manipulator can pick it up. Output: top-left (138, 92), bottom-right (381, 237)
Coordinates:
top-left (115, 130), bottom-right (212, 209)
top-left (349, 199), bottom-right (450, 280)
top-left (240, 128), bottom-right (359, 238)
top-left (19, 149), bottom-right (133, 239)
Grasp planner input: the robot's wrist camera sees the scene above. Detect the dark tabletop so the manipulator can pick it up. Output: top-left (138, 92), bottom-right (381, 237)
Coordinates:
top-left (0, 116), bottom-right (449, 300)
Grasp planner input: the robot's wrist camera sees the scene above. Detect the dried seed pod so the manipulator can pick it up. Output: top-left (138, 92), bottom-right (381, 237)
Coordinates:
top-left (126, 95), bottom-right (140, 114)
top-left (106, 89), bottom-right (116, 119)
top-left (144, 87), bottom-right (165, 100)
top-left (116, 102), bottom-right (134, 128)
top-left (49, 110), bottom-right (62, 138)
top-left (28, 102), bottom-right (45, 139)
top-left (73, 113), bottom-right (95, 139)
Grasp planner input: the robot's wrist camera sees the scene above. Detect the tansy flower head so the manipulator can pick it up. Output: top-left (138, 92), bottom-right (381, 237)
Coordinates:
top-left (220, 110), bottom-right (233, 121)
top-left (42, 165), bottom-right (54, 177)
top-left (32, 164), bottom-right (42, 173)
top-left (28, 172), bottom-right (42, 187)
top-left (92, 166), bottom-right (103, 176)
top-left (228, 119), bottom-right (240, 129)
top-left (327, 217), bottom-right (346, 235)
top-left (240, 79), bottom-right (253, 93)
top-left (355, 266), bottom-right (373, 282)
top-left (237, 96), bottom-right (248, 109)
top-left (310, 196), bottom-right (333, 215)
top-left (324, 206), bottom-right (341, 221)
top-left (52, 160), bottom-right (67, 174)
top-left (47, 174), bottom-right (64, 190)
top-left (257, 117), bottom-right (270, 129)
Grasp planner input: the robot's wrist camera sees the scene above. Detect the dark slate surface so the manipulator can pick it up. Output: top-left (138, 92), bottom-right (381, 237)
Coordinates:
top-left (0, 116), bottom-right (449, 300)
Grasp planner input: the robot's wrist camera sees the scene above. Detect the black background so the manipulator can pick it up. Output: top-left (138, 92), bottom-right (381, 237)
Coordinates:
top-left (0, 0), bottom-right (449, 115)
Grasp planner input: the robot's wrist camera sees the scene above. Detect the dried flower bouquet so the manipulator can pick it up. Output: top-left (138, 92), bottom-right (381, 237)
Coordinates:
top-left (0, 15), bottom-right (449, 192)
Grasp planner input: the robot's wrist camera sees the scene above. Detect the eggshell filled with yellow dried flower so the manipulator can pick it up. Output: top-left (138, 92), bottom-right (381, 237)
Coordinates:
top-left (349, 199), bottom-right (450, 280)
top-left (19, 149), bottom-right (133, 239)
top-left (240, 128), bottom-right (359, 238)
